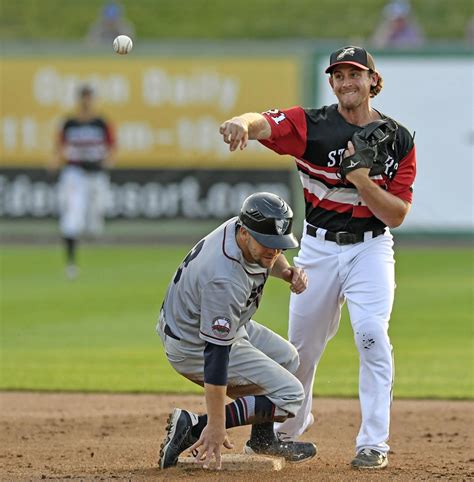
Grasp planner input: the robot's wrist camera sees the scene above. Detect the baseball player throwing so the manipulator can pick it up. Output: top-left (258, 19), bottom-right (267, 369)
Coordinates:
top-left (50, 85), bottom-right (115, 279)
top-left (219, 46), bottom-right (417, 469)
top-left (158, 192), bottom-right (317, 470)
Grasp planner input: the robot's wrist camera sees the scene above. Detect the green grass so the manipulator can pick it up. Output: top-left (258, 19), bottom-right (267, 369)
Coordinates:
top-left (1, 0), bottom-right (472, 40)
top-left (0, 245), bottom-right (472, 398)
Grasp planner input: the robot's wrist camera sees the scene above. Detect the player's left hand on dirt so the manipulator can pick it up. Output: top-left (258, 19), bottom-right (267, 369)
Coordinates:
top-left (189, 425), bottom-right (233, 470)
top-left (339, 118), bottom-right (398, 181)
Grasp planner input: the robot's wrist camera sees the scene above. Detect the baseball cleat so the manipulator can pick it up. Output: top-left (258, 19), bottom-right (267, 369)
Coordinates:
top-left (351, 448), bottom-right (388, 469)
top-left (158, 408), bottom-right (199, 469)
top-left (244, 437), bottom-right (317, 463)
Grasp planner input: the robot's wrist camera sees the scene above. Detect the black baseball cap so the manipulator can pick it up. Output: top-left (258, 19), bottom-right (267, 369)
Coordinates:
top-left (325, 46), bottom-right (376, 74)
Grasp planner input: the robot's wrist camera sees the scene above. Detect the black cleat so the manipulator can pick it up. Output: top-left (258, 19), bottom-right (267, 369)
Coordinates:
top-left (244, 437), bottom-right (317, 463)
top-left (158, 408), bottom-right (199, 469)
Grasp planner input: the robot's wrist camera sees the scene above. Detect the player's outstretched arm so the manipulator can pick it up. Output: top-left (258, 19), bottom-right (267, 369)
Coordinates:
top-left (219, 113), bottom-right (271, 151)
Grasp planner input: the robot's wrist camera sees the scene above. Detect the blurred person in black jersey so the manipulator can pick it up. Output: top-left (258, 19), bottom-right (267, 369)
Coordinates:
top-left (50, 85), bottom-right (116, 279)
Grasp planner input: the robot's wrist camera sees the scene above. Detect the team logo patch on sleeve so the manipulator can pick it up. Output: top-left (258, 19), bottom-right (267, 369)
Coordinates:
top-left (211, 317), bottom-right (231, 338)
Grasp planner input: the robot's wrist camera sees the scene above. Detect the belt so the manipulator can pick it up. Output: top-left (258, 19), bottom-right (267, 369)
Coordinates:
top-left (306, 225), bottom-right (385, 245)
top-left (164, 323), bottom-right (181, 341)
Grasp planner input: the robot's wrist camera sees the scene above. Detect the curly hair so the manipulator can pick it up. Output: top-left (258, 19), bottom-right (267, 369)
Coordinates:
top-left (370, 71), bottom-right (384, 98)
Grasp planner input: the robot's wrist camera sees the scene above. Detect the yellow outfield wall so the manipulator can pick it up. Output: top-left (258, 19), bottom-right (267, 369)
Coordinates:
top-left (0, 57), bottom-right (300, 168)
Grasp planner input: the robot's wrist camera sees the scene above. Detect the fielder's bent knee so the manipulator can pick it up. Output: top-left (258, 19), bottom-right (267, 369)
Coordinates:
top-left (354, 321), bottom-right (390, 358)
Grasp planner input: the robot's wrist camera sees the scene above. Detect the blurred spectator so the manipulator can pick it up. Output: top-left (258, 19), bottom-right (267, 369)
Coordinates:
top-left (465, 16), bottom-right (474, 47)
top-left (371, 0), bottom-right (425, 49)
top-left (86, 1), bottom-right (135, 45)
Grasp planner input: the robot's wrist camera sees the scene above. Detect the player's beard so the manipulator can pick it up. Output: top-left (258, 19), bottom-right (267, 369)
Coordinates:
top-left (336, 83), bottom-right (372, 111)
top-left (240, 232), bottom-right (281, 268)
top-left (254, 252), bottom-right (280, 269)
top-left (338, 91), bottom-right (365, 110)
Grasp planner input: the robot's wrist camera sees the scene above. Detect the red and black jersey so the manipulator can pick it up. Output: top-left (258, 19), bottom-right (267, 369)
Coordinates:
top-left (59, 117), bottom-right (115, 171)
top-left (261, 104), bottom-right (416, 233)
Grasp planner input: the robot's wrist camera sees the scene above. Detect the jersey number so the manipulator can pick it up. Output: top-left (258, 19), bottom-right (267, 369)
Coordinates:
top-left (173, 239), bottom-right (205, 284)
top-left (264, 109), bottom-right (286, 125)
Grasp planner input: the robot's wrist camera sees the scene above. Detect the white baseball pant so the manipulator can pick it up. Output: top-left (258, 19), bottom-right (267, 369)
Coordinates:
top-left (58, 165), bottom-right (110, 238)
top-left (275, 223), bottom-right (395, 454)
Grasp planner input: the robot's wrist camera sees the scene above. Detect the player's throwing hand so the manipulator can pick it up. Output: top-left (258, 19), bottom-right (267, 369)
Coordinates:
top-left (219, 117), bottom-right (249, 151)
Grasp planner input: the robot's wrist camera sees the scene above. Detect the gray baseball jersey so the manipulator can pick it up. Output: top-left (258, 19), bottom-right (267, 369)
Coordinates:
top-left (156, 217), bottom-right (305, 416)
top-left (159, 217), bottom-right (269, 347)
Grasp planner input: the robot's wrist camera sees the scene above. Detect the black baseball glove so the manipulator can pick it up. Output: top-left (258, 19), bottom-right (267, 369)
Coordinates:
top-left (338, 118), bottom-right (398, 181)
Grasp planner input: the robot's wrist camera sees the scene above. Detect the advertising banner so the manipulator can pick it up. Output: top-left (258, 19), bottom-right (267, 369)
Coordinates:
top-left (0, 168), bottom-right (292, 219)
top-left (0, 58), bottom-right (299, 168)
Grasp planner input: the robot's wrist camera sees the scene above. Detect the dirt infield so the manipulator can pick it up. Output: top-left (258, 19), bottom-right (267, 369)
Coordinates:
top-left (1, 393), bottom-right (473, 481)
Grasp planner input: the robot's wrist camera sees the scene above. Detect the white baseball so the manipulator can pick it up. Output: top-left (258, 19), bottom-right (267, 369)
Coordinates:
top-left (113, 35), bottom-right (133, 55)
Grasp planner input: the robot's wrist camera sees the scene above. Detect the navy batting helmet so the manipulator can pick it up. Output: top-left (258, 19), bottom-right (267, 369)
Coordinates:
top-left (239, 192), bottom-right (298, 249)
